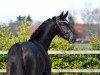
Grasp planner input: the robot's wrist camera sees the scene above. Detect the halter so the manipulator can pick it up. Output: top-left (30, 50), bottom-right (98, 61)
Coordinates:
top-left (56, 18), bottom-right (71, 37)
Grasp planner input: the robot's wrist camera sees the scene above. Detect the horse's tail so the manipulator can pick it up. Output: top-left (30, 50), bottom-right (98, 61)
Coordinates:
top-left (7, 43), bottom-right (25, 75)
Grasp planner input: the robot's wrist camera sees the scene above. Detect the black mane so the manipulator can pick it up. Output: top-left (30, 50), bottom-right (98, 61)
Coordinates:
top-left (29, 17), bottom-right (56, 42)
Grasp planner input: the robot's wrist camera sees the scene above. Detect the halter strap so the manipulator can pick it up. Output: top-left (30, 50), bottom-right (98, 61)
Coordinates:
top-left (55, 18), bottom-right (70, 35)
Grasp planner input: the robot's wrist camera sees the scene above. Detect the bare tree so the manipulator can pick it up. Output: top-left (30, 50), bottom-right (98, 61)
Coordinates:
top-left (81, 8), bottom-right (100, 35)
top-left (81, 8), bottom-right (100, 24)
top-left (81, 9), bottom-right (92, 24)
top-left (92, 8), bottom-right (100, 35)
top-left (91, 8), bottom-right (100, 24)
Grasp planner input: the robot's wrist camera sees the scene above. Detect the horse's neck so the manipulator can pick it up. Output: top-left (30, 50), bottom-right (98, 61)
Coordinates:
top-left (39, 23), bottom-right (56, 51)
top-left (29, 20), bottom-right (56, 52)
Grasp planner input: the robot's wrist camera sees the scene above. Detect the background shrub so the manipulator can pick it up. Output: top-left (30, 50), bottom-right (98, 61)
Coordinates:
top-left (0, 19), bottom-right (100, 75)
top-left (90, 35), bottom-right (100, 50)
top-left (49, 37), bottom-right (74, 50)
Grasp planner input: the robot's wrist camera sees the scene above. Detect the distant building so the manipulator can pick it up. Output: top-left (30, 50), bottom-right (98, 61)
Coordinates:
top-left (74, 23), bottom-right (89, 43)
top-left (74, 23), bottom-right (100, 43)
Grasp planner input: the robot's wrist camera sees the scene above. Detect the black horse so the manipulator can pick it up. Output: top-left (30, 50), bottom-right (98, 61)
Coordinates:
top-left (7, 11), bottom-right (76, 75)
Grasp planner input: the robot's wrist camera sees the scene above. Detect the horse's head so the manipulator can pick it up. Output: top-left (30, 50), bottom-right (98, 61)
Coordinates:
top-left (55, 11), bottom-right (76, 43)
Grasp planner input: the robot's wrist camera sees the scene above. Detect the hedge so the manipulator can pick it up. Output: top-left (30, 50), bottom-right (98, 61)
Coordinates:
top-left (0, 19), bottom-right (100, 75)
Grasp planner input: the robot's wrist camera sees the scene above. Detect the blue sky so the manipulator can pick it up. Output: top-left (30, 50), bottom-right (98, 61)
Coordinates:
top-left (0, 0), bottom-right (100, 23)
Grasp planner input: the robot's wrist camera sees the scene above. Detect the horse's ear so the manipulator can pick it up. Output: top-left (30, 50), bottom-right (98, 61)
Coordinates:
top-left (59, 11), bottom-right (64, 19)
top-left (63, 11), bottom-right (68, 19)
